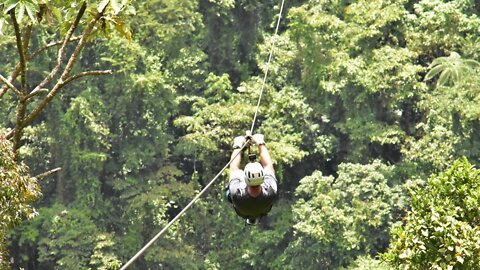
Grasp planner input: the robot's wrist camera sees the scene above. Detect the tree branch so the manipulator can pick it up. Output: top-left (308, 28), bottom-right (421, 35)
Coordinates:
top-left (0, 64), bottom-right (21, 98)
top-left (26, 70), bottom-right (112, 100)
top-left (0, 19), bottom-right (34, 99)
top-left (30, 2), bottom-right (87, 94)
top-left (22, 24), bottom-right (33, 59)
top-left (1, 35), bottom-right (80, 98)
top-left (0, 73), bottom-right (22, 96)
top-left (0, 36), bottom-right (80, 98)
top-left (29, 36), bottom-right (81, 60)
top-left (5, 129), bottom-right (13, 140)
top-left (10, 11), bottom-right (27, 94)
top-left (33, 167), bottom-right (62, 180)
top-left (22, 3), bottom-right (109, 129)
top-left (10, 10), bottom-right (28, 154)
top-left (61, 70), bottom-right (113, 87)
top-left (25, 88), bottom-right (49, 99)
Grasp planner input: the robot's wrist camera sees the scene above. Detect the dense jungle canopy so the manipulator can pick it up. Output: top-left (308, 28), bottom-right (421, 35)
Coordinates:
top-left (1, 0), bottom-right (480, 269)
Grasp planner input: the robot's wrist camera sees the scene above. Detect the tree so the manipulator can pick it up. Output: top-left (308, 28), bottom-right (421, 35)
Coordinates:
top-left (200, 0), bottom-right (280, 84)
top-left (0, 1), bottom-right (133, 268)
top-left (285, 0), bottom-right (424, 165)
top-left (347, 255), bottom-right (392, 270)
top-left (281, 0), bottom-right (480, 177)
top-left (284, 161), bottom-right (406, 269)
top-left (399, 0), bottom-right (480, 175)
top-left (403, 53), bottom-right (480, 173)
top-left (0, 0), bottom-right (134, 154)
top-left (383, 158), bottom-right (480, 269)
top-left (425, 51), bottom-right (480, 88)
top-left (0, 136), bottom-right (40, 268)
top-left (174, 73), bottom-right (310, 182)
top-left (2, 0), bottom-right (479, 268)
top-left (6, 0), bottom-right (210, 267)
top-left (12, 204), bottom-right (122, 269)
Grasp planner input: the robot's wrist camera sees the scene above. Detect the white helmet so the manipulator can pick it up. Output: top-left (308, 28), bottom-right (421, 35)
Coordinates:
top-left (244, 162), bottom-right (264, 186)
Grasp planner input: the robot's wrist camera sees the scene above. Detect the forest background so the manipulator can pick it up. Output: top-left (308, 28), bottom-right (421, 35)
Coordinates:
top-left (1, 0), bottom-right (480, 269)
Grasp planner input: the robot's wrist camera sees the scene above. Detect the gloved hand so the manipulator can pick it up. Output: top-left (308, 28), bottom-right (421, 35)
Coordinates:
top-left (252, 134), bottom-right (265, 145)
top-left (233, 136), bottom-right (246, 149)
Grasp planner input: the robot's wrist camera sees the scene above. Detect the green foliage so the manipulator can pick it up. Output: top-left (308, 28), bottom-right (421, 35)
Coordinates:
top-left (402, 124), bottom-right (459, 172)
top-left (174, 73), bottom-right (311, 182)
top-left (425, 51), bottom-right (480, 88)
top-left (405, 0), bottom-right (480, 56)
top-left (2, 0), bottom-right (480, 269)
top-left (286, 0), bottom-right (425, 163)
top-left (110, 162), bottom-right (206, 269)
top-left (0, 137), bottom-right (40, 268)
top-left (406, 52), bottom-right (480, 173)
top-left (2, 0), bottom-right (38, 23)
top-left (345, 255), bottom-right (392, 270)
top-left (383, 158), bottom-right (480, 269)
top-left (286, 161), bottom-right (406, 269)
top-left (89, 234), bottom-right (122, 270)
top-left (405, 2), bottom-right (480, 172)
top-left (13, 204), bottom-right (121, 270)
top-left (227, 199), bottom-right (294, 270)
top-left (0, 0), bottom-right (134, 37)
top-left (283, 0), bottom-right (480, 174)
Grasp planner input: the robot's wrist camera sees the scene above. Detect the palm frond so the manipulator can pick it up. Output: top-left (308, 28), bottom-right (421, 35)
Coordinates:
top-left (425, 65), bottom-right (445, 81)
top-left (437, 68), bottom-right (452, 87)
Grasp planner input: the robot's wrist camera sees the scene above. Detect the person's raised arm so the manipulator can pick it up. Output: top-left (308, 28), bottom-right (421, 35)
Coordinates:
top-left (252, 134), bottom-right (275, 175)
top-left (230, 136), bottom-right (245, 173)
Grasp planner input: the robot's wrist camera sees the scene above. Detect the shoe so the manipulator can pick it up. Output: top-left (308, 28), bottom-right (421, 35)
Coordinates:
top-left (245, 218), bottom-right (257, 225)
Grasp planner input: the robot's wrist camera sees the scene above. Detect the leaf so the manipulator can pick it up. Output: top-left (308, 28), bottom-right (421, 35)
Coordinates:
top-left (111, 0), bottom-right (121, 14)
top-left (23, 0), bottom-right (38, 23)
top-left (449, 51), bottom-right (461, 59)
top-left (425, 65), bottom-right (444, 81)
top-left (3, 0), bottom-right (18, 13)
top-left (464, 59), bottom-right (480, 69)
top-left (0, 18), bottom-right (5, 35)
top-left (15, 2), bottom-right (24, 22)
top-left (451, 63), bottom-right (460, 83)
top-left (437, 69), bottom-right (451, 87)
top-left (98, 0), bottom-right (109, 13)
top-left (113, 18), bottom-right (131, 40)
top-left (124, 4), bottom-right (135, 15)
top-left (428, 57), bottom-right (447, 69)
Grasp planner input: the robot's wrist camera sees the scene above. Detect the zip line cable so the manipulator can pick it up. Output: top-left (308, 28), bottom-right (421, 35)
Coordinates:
top-left (250, 0), bottom-right (286, 134)
top-left (120, 0), bottom-right (285, 268)
top-left (120, 143), bottom-right (249, 270)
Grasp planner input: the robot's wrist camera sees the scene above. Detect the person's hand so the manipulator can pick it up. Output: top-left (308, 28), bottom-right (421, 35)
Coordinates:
top-left (252, 134), bottom-right (265, 145)
top-left (233, 136), bottom-right (246, 149)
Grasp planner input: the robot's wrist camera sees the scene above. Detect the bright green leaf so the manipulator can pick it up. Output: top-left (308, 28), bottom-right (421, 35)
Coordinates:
top-left (0, 18), bottom-right (5, 34)
top-left (23, 0), bottom-right (37, 22)
top-left (3, 0), bottom-right (18, 13)
top-left (15, 2), bottom-right (24, 22)
top-left (425, 65), bottom-right (444, 81)
top-left (464, 59), bottom-right (480, 69)
top-left (111, 0), bottom-right (121, 14)
top-left (437, 68), bottom-right (451, 87)
top-left (97, 0), bottom-right (109, 12)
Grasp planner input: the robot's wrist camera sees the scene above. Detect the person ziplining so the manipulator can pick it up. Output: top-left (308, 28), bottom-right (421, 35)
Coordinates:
top-left (119, 0), bottom-right (286, 267)
top-left (226, 132), bottom-right (278, 225)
